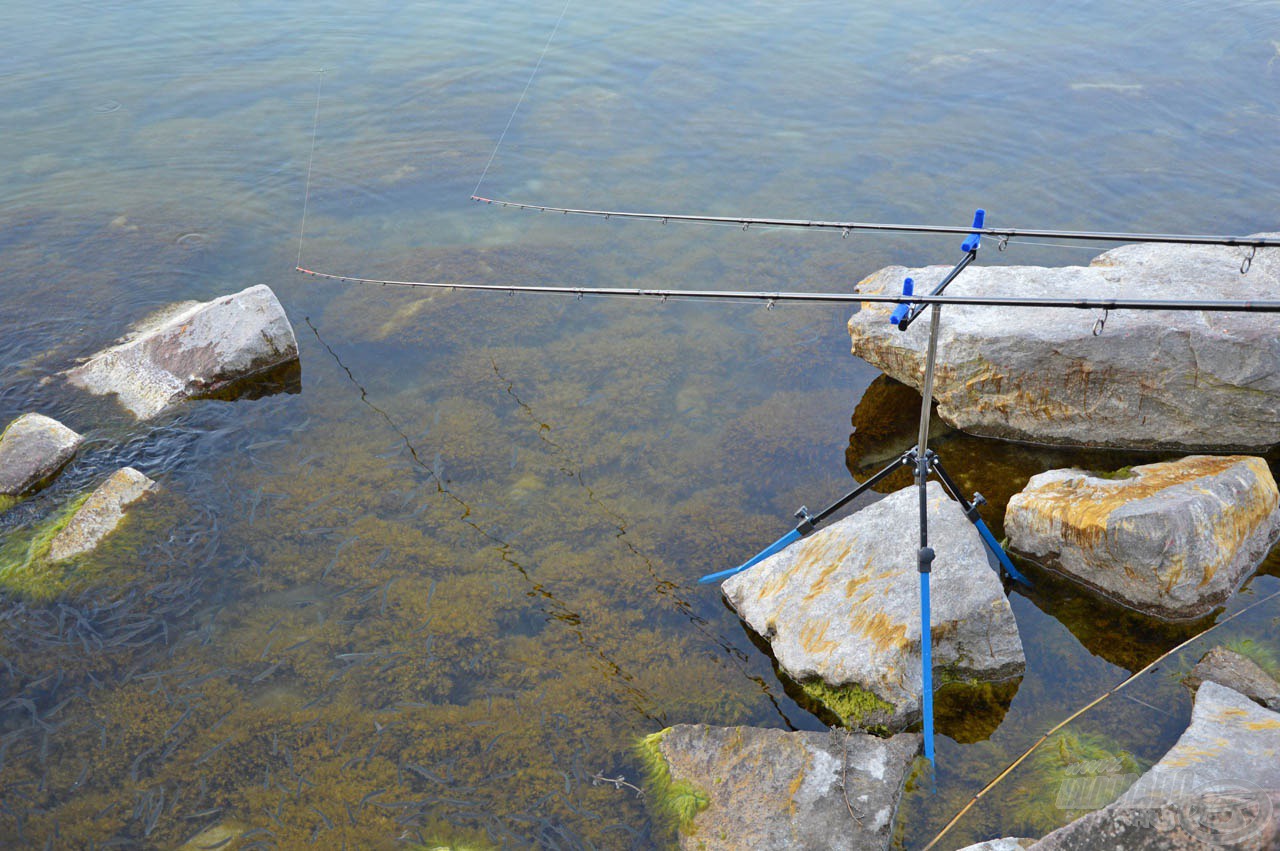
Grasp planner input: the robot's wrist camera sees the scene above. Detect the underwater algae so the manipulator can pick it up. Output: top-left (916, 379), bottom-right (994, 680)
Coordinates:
top-left (0, 491), bottom-right (91, 599)
top-left (0, 293), bottom-right (840, 848)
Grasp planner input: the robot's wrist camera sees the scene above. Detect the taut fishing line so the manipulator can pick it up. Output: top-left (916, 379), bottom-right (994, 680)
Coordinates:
top-left (921, 585), bottom-right (1280, 851)
top-left (296, 69), bottom-right (325, 271)
top-left (471, 0), bottom-right (574, 198)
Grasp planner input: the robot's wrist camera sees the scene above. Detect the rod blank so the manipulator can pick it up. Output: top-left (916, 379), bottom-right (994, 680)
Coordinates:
top-left (297, 267), bottom-right (1280, 314)
top-left (470, 195), bottom-right (1280, 249)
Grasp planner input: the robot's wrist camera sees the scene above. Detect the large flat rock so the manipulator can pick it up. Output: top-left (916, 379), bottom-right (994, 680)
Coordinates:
top-left (49, 467), bottom-right (156, 562)
top-left (722, 482), bottom-right (1024, 732)
top-left (848, 238), bottom-right (1280, 451)
top-left (67, 284), bottom-right (298, 419)
top-left (1006, 456), bottom-right (1280, 620)
top-left (0, 413), bottom-right (83, 499)
top-left (643, 724), bottom-right (919, 851)
top-left (1030, 682), bottom-right (1280, 849)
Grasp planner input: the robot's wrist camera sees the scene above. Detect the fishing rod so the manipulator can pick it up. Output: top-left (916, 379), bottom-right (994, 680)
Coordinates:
top-left (470, 194), bottom-right (1280, 250)
top-left (295, 268), bottom-right (1280, 314)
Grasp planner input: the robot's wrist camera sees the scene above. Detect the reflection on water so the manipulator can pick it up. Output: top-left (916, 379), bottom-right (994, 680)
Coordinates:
top-left (3, 0), bottom-right (1280, 847)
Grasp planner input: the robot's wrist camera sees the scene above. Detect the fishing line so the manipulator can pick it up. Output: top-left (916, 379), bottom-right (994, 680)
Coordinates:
top-left (471, 0), bottom-right (574, 198)
top-left (921, 584), bottom-right (1280, 851)
top-left (296, 69), bottom-right (325, 270)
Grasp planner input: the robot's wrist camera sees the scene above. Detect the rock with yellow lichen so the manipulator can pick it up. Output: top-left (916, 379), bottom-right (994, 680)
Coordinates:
top-left (641, 724), bottom-right (919, 850)
top-left (1005, 456), bottom-right (1280, 620)
top-left (847, 237), bottom-right (1280, 451)
top-left (721, 482), bottom-right (1024, 733)
top-left (1028, 682), bottom-right (1280, 850)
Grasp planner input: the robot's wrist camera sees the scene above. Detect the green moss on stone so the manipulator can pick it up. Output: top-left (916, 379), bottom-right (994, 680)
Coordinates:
top-left (636, 729), bottom-right (710, 833)
top-left (1092, 466), bottom-right (1135, 480)
top-left (799, 679), bottom-right (893, 731)
top-left (0, 492), bottom-right (90, 599)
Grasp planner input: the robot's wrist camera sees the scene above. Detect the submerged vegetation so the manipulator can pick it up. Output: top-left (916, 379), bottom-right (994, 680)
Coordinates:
top-left (0, 491), bottom-right (89, 599)
top-left (5, 7), bottom-right (1280, 844)
top-left (1004, 731), bottom-right (1146, 836)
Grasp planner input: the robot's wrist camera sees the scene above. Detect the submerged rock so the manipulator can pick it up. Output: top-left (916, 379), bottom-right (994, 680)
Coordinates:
top-left (1005, 456), bottom-right (1280, 620)
top-left (722, 482), bottom-right (1024, 732)
top-left (1030, 682), bottom-right (1280, 850)
top-left (0, 413), bottom-right (83, 501)
top-left (641, 724), bottom-right (919, 851)
top-left (48, 467), bottom-right (156, 562)
top-left (956, 840), bottom-right (1036, 851)
top-left (1184, 646), bottom-right (1280, 711)
top-left (67, 284), bottom-right (299, 419)
top-left (847, 239), bottom-right (1280, 451)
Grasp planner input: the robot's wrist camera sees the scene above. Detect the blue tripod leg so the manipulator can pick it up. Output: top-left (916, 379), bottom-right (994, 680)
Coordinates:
top-left (927, 452), bottom-right (1031, 586)
top-left (972, 516), bottom-right (1031, 586)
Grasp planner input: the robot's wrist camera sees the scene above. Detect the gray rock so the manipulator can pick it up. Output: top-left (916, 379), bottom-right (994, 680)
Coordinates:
top-left (1185, 646), bottom-right (1280, 711)
top-left (66, 284), bottom-right (298, 419)
top-left (955, 840), bottom-right (1036, 851)
top-left (847, 238), bottom-right (1280, 451)
top-left (1031, 682), bottom-right (1280, 850)
top-left (643, 724), bottom-right (919, 851)
top-left (1005, 456), bottom-right (1280, 620)
top-left (0, 414), bottom-right (83, 499)
top-left (49, 467), bottom-right (156, 562)
top-left (722, 482), bottom-right (1024, 732)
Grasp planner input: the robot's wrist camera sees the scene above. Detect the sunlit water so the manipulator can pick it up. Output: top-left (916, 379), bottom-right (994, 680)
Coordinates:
top-left (2, 1), bottom-right (1280, 848)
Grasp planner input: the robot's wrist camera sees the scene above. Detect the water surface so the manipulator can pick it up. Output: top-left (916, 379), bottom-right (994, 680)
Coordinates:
top-left (2, 1), bottom-right (1280, 848)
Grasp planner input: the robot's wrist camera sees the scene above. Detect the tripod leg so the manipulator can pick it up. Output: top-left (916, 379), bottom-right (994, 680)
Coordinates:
top-left (916, 453), bottom-right (936, 767)
top-left (699, 451), bottom-right (915, 584)
top-left (929, 455), bottom-right (1031, 587)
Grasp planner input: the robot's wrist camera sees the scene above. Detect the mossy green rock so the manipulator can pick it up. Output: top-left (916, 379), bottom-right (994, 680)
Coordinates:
top-left (642, 724), bottom-right (919, 850)
top-left (0, 467), bottom-right (155, 599)
top-left (48, 466), bottom-right (155, 561)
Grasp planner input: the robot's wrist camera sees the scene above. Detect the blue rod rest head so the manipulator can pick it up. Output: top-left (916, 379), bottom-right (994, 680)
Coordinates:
top-left (888, 276), bottom-right (914, 325)
top-left (960, 208), bottom-right (985, 253)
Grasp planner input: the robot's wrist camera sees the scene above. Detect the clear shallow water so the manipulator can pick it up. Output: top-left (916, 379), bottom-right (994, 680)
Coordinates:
top-left (2, 1), bottom-right (1280, 848)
